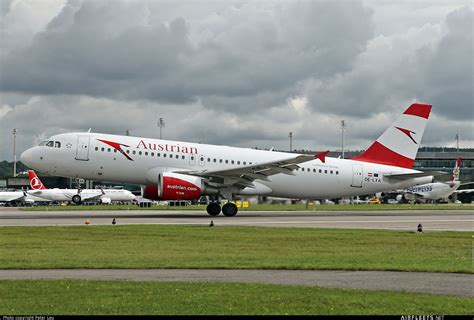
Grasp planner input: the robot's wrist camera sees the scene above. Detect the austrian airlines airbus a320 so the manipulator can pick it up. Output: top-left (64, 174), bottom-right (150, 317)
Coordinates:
top-left (21, 103), bottom-right (436, 216)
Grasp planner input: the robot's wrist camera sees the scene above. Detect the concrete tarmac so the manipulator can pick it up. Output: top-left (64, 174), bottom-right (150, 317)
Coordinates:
top-left (0, 269), bottom-right (471, 296)
top-left (0, 208), bottom-right (472, 231)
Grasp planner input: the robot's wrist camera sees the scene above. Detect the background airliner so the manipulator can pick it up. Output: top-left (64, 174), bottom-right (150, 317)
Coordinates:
top-left (21, 103), bottom-right (437, 216)
top-left (27, 170), bottom-right (136, 204)
top-left (398, 156), bottom-right (467, 202)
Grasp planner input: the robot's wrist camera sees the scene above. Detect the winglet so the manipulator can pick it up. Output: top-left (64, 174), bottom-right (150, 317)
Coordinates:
top-left (315, 150), bottom-right (330, 163)
top-left (28, 170), bottom-right (47, 190)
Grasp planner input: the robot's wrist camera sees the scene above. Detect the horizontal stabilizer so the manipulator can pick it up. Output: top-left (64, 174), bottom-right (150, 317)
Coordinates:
top-left (384, 171), bottom-right (446, 180)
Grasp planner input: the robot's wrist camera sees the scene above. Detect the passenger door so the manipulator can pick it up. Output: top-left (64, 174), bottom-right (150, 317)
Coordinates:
top-left (351, 164), bottom-right (363, 188)
top-left (75, 136), bottom-right (90, 161)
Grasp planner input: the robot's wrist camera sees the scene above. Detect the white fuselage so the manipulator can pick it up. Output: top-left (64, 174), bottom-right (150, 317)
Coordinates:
top-left (0, 191), bottom-right (25, 203)
top-left (21, 132), bottom-right (433, 199)
top-left (404, 181), bottom-right (461, 200)
top-left (27, 188), bottom-right (136, 202)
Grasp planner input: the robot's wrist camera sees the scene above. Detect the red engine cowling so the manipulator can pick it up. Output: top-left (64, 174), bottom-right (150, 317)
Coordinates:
top-left (143, 172), bottom-right (203, 201)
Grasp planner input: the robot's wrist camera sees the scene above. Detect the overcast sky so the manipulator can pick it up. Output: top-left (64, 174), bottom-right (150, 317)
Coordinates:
top-left (0, 0), bottom-right (472, 161)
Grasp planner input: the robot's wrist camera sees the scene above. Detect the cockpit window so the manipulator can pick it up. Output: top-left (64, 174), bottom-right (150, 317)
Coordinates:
top-left (46, 141), bottom-right (54, 147)
top-left (54, 141), bottom-right (61, 148)
top-left (39, 141), bottom-right (48, 146)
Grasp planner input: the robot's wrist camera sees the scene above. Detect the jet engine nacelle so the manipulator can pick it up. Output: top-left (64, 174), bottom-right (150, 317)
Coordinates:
top-left (143, 172), bottom-right (207, 201)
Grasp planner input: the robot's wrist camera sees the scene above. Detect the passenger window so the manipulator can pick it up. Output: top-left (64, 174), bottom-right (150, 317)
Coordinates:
top-left (243, 161), bottom-right (246, 165)
top-left (114, 149), bottom-right (117, 153)
top-left (182, 155), bottom-right (185, 159)
top-left (144, 152), bottom-right (148, 156)
top-left (319, 169), bottom-right (322, 173)
top-left (200, 157), bottom-right (204, 161)
top-left (231, 160), bottom-right (235, 164)
top-left (157, 153), bottom-right (160, 157)
top-left (313, 169), bottom-right (316, 172)
top-left (191, 156), bottom-right (195, 160)
top-left (54, 141), bottom-right (61, 148)
top-left (95, 147), bottom-right (99, 151)
top-left (336, 171), bottom-right (339, 175)
top-left (101, 147), bottom-right (105, 152)
top-left (324, 170), bottom-right (327, 174)
top-left (219, 159), bottom-right (223, 163)
top-left (307, 168), bottom-right (310, 172)
top-left (213, 159), bottom-right (217, 162)
top-left (330, 170), bottom-right (333, 174)
top-left (225, 160), bottom-right (229, 164)
top-left (176, 155), bottom-right (179, 159)
top-left (132, 151), bottom-right (136, 155)
top-left (163, 154), bottom-right (167, 158)
top-left (207, 158), bottom-right (211, 162)
top-left (138, 151), bottom-right (142, 155)
top-left (151, 152), bottom-right (154, 156)
top-left (237, 161), bottom-right (240, 165)
top-left (108, 148), bottom-right (111, 152)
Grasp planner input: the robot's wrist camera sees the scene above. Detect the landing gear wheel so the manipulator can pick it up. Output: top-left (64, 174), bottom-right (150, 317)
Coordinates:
top-left (72, 194), bottom-right (82, 205)
top-left (222, 202), bottom-right (238, 217)
top-left (206, 203), bottom-right (221, 216)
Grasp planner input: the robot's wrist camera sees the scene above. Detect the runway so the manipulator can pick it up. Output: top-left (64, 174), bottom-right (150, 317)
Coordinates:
top-left (0, 208), bottom-right (472, 231)
top-left (0, 269), bottom-right (471, 296)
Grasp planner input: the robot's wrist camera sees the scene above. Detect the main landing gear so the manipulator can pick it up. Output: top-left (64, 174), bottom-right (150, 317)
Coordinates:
top-left (206, 202), bottom-right (238, 217)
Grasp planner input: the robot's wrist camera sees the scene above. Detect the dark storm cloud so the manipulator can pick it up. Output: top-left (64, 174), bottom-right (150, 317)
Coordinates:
top-left (0, 0), bottom-right (373, 106)
top-left (305, 6), bottom-right (473, 122)
top-left (420, 7), bottom-right (473, 120)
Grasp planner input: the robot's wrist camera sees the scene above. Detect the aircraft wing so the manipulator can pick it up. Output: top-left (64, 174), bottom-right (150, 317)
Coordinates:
top-left (384, 171), bottom-right (446, 180)
top-left (175, 151), bottom-right (329, 189)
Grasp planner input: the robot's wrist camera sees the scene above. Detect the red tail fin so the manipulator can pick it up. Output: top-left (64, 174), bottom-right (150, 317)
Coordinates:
top-left (28, 170), bottom-right (47, 190)
top-left (352, 103), bottom-right (432, 168)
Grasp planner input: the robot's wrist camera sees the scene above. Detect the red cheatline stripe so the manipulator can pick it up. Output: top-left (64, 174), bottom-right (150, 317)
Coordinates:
top-left (352, 141), bottom-right (414, 168)
top-left (403, 103), bottom-right (432, 119)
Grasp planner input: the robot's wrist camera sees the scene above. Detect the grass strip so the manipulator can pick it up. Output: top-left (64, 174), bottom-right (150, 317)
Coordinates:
top-left (0, 280), bottom-right (471, 315)
top-left (0, 225), bottom-right (470, 273)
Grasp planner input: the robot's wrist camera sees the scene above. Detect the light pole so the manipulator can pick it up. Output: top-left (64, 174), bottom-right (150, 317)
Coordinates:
top-left (158, 117), bottom-right (165, 139)
top-left (288, 132), bottom-right (293, 152)
top-left (340, 120), bottom-right (347, 159)
top-left (455, 134), bottom-right (460, 155)
top-left (12, 128), bottom-right (18, 177)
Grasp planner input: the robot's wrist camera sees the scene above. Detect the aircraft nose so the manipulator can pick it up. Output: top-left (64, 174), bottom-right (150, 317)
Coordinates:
top-left (20, 148), bottom-right (34, 167)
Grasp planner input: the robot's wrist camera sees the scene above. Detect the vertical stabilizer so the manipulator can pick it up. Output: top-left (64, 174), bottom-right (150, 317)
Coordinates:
top-left (352, 103), bottom-right (432, 168)
top-left (28, 170), bottom-right (47, 190)
top-left (449, 157), bottom-right (462, 182)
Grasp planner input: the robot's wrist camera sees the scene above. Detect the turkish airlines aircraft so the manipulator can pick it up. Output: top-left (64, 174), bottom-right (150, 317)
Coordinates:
top-left (26, 170), bottom-right (136, 204)
top-left (400, 156), bottom-right (463, 201)
top-left (21, 103), bottom-right (437, 216)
